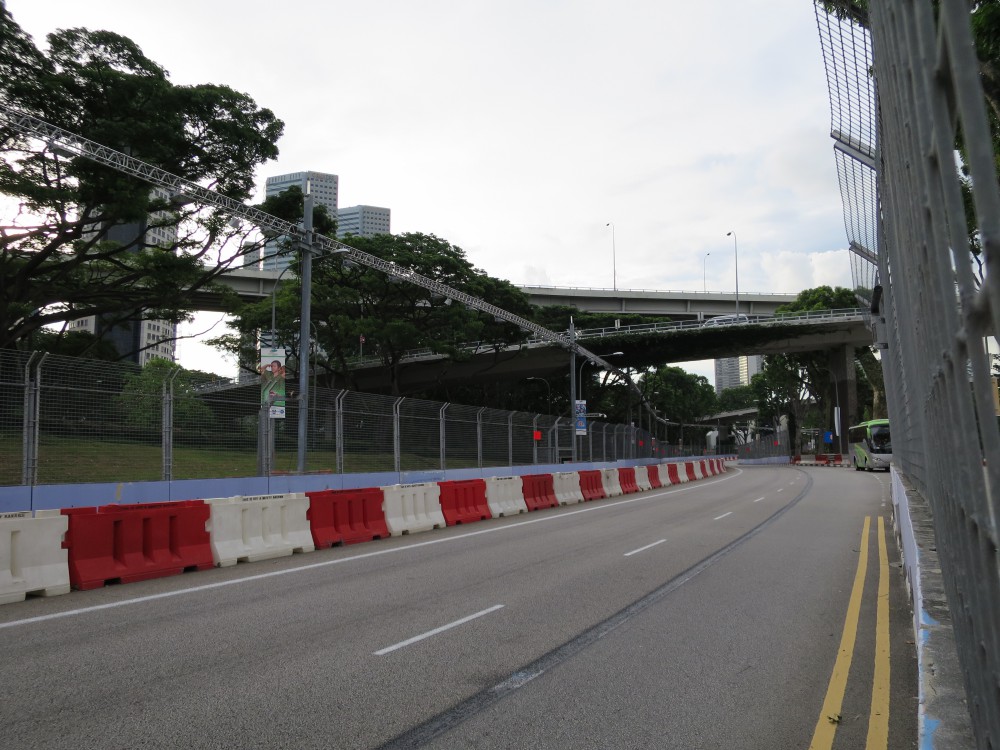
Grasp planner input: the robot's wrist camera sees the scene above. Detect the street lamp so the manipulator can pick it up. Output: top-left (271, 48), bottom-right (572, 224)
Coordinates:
top-left (726, 231), bottom-right (740, 316)
top-left (526, 377), bottom-right (552, 414)
top-left (578, 351), bottom-right (624, 398)
top-left (606, 222), bottom-right (617, 291)
top-left (703, 251), bottom-right (710, 293)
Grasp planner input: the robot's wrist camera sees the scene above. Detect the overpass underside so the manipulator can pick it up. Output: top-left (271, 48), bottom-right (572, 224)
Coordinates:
top-left (344, 318), bottom-right (874, 394)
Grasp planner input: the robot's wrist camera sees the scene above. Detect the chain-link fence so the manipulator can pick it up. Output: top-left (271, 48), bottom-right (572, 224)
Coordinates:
top-left (817, 1), bottom-right (1000, 745)
top-left (2, 349), bottom-right (711, 487)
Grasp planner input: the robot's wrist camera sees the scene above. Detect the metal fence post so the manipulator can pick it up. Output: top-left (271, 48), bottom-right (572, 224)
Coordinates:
top-left (393, 397), bottom-right (404, 473)
top-left (162, 368), bottom-right (180, 481)
top-left (335, 390), bottom-right (346, 474)
top-left (439, 403), bottom-right (449, 471)
top-left (21, 352), bottom-right (43, 487)
top-left (532, 414), bottom-right (539, 464)
top-left (476, 406), bottom-right (486, 468)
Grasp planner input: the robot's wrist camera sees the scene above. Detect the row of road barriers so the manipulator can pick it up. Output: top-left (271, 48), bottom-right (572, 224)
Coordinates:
top-left (0, 458), bottom-right (732, 605)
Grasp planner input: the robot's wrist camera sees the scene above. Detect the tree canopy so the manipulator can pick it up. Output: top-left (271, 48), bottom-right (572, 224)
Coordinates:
top-left (219, 232), bottom-right (534, 395)
top-left (0, 6), bottom-right (284, 353)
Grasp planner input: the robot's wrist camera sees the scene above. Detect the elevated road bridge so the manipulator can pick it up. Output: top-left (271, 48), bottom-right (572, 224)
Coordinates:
top-left (202, 268), bottom-right (797, 321)
top-left (242, 308), bottom-right (872, 394)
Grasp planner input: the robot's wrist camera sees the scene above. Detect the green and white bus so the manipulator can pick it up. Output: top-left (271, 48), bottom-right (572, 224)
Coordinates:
top-left (848, 419), bottom-right (892, 471)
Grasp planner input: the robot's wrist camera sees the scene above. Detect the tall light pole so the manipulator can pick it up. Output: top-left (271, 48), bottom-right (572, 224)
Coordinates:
top-left (606, 222), bottom-right (616, 291)
top-left (726, 231), bottom-right (739, 316)
top-left (578, 351), bottom-right (624, 398)
top-left (526, 377), bottom-right (552, 414)
top-left (296, 185), bottom-right (315, 474)
top-left (703, 251), bottom-right (710, 293)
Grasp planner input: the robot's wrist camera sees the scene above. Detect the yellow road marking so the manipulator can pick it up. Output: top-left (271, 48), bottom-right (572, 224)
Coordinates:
top-left (866, 516), bottom-right (891, 748)
top-left (809, 516), bottom-right (871, 750)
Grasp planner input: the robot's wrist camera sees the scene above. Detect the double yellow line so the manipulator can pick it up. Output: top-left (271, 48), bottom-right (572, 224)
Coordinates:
top-left (809, 516), bottom-right (891, 750)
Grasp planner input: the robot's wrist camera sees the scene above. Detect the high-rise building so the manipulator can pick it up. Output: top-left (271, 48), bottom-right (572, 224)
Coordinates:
top-left (262, 170), bottom-right (339, 271)
top-left (714, 354), bottom-right (764, 395)
top-left (73, 187), bottom-right (179, 366)
top-left (337, 205), bottom-right (391, 238)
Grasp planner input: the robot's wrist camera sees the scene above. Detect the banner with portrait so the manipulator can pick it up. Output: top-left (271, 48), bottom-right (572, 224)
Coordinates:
top-left (260, 347), bottom-right (286, 418)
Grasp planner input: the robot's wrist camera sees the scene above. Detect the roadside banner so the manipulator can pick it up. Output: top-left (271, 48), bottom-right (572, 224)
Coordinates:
top-left (260, 347), bottom-right (286, 418)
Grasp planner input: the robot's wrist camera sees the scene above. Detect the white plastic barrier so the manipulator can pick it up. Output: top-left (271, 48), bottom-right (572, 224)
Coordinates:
top-left (634, 466), bottom-right (652, 491)
top-left (0, 510), bottom-right (70, 605)
top-left (382, 482), bottom-right (445, 535)
top-left (553, 472), bottom-right (584, 505)
top-left (692, 461), bottom-right (706, 480)
top-left (205, 493), bottom-right (314, 567)
top-left (676, 463), bottom-right (690, 483)
top-left (601, 468), bottom-right (624, 497)
top-left (484, 476), bottom-right (528, 517)
top-left (658, 463), bottom-right (675, 486)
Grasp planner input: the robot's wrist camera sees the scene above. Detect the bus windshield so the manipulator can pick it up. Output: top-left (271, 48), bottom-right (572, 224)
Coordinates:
top-left (869, 424), bottom-right (891, 453)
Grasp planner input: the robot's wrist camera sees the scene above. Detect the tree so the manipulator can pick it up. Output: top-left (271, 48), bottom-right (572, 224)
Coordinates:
top-left (717, 384), bottom-right (756, 412)
top-left (221, 232), bottom-right (534, 395)
top-left (0, 7), bottom-right (284, 353)
top-left (116, 358), bottom-right (215, 432)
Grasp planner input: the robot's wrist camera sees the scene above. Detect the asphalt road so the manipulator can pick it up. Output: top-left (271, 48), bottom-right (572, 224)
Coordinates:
top-left (0, 465), bottom-right (917, 749)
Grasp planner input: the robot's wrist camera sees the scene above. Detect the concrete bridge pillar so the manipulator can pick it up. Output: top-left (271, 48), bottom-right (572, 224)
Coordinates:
top-left (828, 344), bottom-right (858, 453)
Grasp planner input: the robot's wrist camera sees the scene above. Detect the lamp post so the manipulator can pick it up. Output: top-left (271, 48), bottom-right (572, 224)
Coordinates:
top-left (526, 377), bottom-right (552, 414)
top-left (703, 252), bottom-right (710, 293)
top-left (726, 231), bottom-right (740, 316)
top-left (578, 351), bottom-right (624, 398)
top-left (606, 222), bottom-right (616, 291)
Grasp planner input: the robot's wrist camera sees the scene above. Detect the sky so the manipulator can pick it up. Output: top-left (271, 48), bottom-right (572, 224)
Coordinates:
top-left (5, 0), bottom-right (853, 384)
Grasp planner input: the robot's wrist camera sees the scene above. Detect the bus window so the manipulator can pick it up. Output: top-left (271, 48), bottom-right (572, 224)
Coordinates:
top-left (870, 424), bottom-right (891, 453)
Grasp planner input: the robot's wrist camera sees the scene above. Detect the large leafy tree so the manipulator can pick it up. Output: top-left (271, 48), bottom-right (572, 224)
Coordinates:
top-left (222, 232), bottom-right (533, 395)
top-left (0, 5), bottom-right (284, 353)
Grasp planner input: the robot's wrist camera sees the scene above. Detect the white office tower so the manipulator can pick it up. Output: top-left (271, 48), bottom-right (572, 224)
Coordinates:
top-left (262, 170), bottom-right (339, 271)
top-left (714, 355), bottom-right (764, 395)
top-left (337, 205), bottom-right (391, 238)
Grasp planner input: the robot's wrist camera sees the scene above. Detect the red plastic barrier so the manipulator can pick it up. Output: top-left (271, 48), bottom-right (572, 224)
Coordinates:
top-left (685, 462), bottom-right (698, 481)
top-left (647, 465), bottom-right (663, 489)
top-left (618, 467), bottom-right (640, 494)
top-left (578, 470), bottom-right (607, 501)
top-left (521, 474), bottom-right (559, 511)
top-left (62, 501), bottom-right (213, 590)
top-left (306, 488), bottom-right (389, 548)
top-left (438, 479), bottom-right (492, 525)
top-left (665, 463), bottom-right (681, 485)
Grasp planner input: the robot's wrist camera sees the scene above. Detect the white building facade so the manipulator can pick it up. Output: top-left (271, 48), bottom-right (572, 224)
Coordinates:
top-left (714, 354), bottom-right (764, 395)
top-left (262, 170), bottom-right (339, 271)
top-left (337, 205), bottom-right (391, 238)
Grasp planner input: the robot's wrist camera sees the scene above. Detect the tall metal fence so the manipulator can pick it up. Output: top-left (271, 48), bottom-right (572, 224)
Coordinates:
top-left (817, 1), bottom-right (1000, 745)
top-left (1, 349), bottom-right (710, 487)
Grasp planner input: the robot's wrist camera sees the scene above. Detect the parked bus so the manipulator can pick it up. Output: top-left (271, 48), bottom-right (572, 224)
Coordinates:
top-left (848, 419), bottom-right (892, 471)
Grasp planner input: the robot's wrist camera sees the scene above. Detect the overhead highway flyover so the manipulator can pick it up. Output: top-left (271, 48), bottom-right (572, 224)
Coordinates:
top-left (202, 268), bottom-right (798, 321)
top-left (0, 466), bottom-right (917, 749)
top-left (315, 308), bottom-right (874, 393)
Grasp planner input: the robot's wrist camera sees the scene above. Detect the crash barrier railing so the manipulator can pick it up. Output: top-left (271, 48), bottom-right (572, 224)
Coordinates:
top-left (816, 0), bottom-right (1000, 744)
top-left (1, 349), bottom-right (714, 488)
top-left (0, 458), bottom-right (729, 602)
